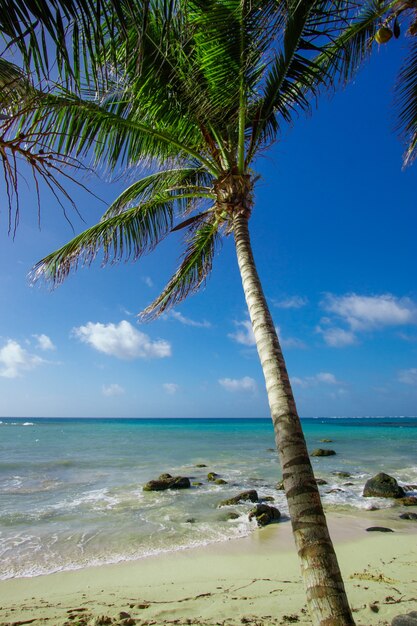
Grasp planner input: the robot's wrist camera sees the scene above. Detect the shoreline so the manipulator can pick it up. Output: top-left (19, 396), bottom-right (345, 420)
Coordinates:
top-left (1, 509), bottom-right (416, 625)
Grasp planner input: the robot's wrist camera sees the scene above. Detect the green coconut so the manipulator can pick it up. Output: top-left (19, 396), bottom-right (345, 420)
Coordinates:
top-left (375, 27), bottom-right (393, 44)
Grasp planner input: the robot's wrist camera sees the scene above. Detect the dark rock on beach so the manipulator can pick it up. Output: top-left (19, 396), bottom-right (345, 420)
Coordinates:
top-left (218, 489), bottom-right (259, 507)
top-left (195, 463), bottom-right (207, 468)
top-left (207, 472), bottom-right (220, 481)
top-left (249, 503), bottom-right (281, 527)
top-left (215, 478), bottom-right (228, 485)
top-left (366, 526), bottom-right (394, 532)
top-left (332, 471), bottom-right (351, 478)
top-left (363, 473), bottom-right (405, 499)
top-left (311, 448), bottom-right (336, 457)
top-left (399, 512), bottom-right (417, 520)
top-left (223, 511), bottom-right (240, 520)
top-left (392, 611), bottom-right (417, 625)
top-left (397, 496), bottom-right (417, 506)
top-left (319, 439), bottom-right (333, 443)
top-left (316, 478), bottom-right (328, 485)
top-left (143, 474), bottom-right (191, 491)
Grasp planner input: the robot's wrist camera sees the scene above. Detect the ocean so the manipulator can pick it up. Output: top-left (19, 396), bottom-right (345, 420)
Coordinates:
top-left (1, 417), bottom-right (416, 580)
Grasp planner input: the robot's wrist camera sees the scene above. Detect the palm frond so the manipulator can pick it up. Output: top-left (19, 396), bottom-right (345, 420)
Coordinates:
top-left (0, 58), bottom-right (35, 111)
top-left (16, 90), bottom-right (220, 176)
top-left (102, 167), bottom-right (214, 219)
top-left (31, 193), bottom-right (180, 285)
top-left (395, 36), bottom-right (417, 166)
top-left (141, 216), bottom-right (220, 319)
top-left (246, 0), bottom-right (388, 161)
top-left (0, 0), bottom-right (138, 85)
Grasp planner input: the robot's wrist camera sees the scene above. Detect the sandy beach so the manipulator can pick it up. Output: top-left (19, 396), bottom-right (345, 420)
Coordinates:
top-left (0, 510), bottom-right (416, 626)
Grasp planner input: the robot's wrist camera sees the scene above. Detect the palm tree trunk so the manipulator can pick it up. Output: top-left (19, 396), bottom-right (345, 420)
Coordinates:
top-left (233, 212), bottom-right (355, 626)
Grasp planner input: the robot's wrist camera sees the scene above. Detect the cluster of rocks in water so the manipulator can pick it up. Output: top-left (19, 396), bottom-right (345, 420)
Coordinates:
top-left (142, 472), bottom-right (281, 527)
top-left (142, 460), bottom-right (417, 530)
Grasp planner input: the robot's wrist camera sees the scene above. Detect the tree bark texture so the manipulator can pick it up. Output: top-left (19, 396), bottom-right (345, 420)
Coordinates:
top-left (233, 212), bottom-right (355, 626)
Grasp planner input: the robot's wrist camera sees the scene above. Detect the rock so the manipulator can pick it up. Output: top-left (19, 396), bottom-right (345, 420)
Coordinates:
top-left (326, 488), bottom-right (344, 494)
top-left (186, 518), bottom-right (196, 523)
top-left (215, 478), bottom-right (228, 485)
top-left (218, 490), bottom-right (259, 507)
top-left (121, 619), bottom-right (136, 626)
top-left (366, 526), bottom-right (394, 532)
top-left (192, 481), bottom-right (203, 486)
top-left (93, 618), bottom-right (112, 625)
top-left (119, 612), bottom-right (131, 620)
top-left (319, 439), bottom-right (333, 443)
top-left (370, 603), bottom-right (380, 613)
top-left (195, 463), bottom-right (207, 467)
top-left (403, 484), bottom-right (417, 491)
top-left (261, 496), bottom-right (275, 502)
top-left (343, 482), bottom-right (354, 486)
top-left (143, 475), bottom-right (191, 491)
top-left (311, 449), bottom-right (336, 457)
top-left (316, 478), bottom-right (328, 485)
top-left (136, 603), bottom-right (150, 609)
top-left (332, 471), bottom-right (351, 478)
top-left (249, 504), bottom-right (281, 527)
top-left (399, 512), bottom-right (417, 520)
top-left (363, 473), bottom-right (405, 499)
top-left (397, 496), bottom-right (417, 506)
top-left (207, 472), bottom-right (220, 481)
top-left (224, 511), bottom-right (240, 520)
top-left (392, 611), bottom-right (417, 625)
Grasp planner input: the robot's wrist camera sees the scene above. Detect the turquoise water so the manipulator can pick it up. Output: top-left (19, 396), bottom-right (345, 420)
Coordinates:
top-left (1, 417), bottom-right (416, 579)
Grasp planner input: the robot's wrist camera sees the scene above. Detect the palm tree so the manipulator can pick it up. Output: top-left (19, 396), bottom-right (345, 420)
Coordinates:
top-left (3, 1), bottom-right (388, 623)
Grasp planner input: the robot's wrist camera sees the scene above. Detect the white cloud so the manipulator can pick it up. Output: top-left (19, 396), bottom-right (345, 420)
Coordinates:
top-left (33, 334), bottom-right (56, 351)
top-left (72, 320), bottom-right (171, 359)
top-left (228, 320), bottom-right (255, 346)
top-left (276, 326), bottom-right (306, 349)
top-left (163, 382), bottom-right (179, 394)
top-left (229, 320), bottom-right (305, 349)
top-left (0, 340), bottom-right (44, 378)
top-left (316, 326), bottom-right (357, 348)
top-left (169, 310), bottom-right (211, 328)
top-left (274, 296), bottom-right (308, 309)
top-left (322, 293), bottom-right (417, 331)
top-left (142, 276), bottom-right (154, 288)
top-left (291, 372), bottom-right (342, 388)
top-left (218, 376), bottom-right (257, 393)
top-left (398, 368), bottom-right (417, 385)
top-left (102, 383), bottom-right (125, 396)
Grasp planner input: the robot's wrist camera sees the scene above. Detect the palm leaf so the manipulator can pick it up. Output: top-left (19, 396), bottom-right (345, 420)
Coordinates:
top-left (0, 58), bottom-right (35, 111)
top-left (102, 167), bottom-right (214, 219)
top-left (246, 0), bottom-right (389, 161)
top-left (31, 194), bottom-right (179, 285)
top-left (16, 90), bottom-right (220, 176)
top-left (141, 216), bottom-right (220, 319)
top-left (395, 36), bottom-right (417, 166)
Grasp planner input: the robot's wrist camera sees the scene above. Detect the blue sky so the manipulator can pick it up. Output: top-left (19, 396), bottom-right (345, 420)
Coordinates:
top-left (0, 40), bottom-right (416, 418)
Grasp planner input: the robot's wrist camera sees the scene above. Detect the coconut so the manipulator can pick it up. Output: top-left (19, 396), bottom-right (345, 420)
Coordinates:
top-left (375, 27), bottom-right (393, 44)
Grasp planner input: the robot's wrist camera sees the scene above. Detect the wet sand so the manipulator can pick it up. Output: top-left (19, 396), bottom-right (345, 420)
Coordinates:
top-left (0, 510), bottom-right (416, 625)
